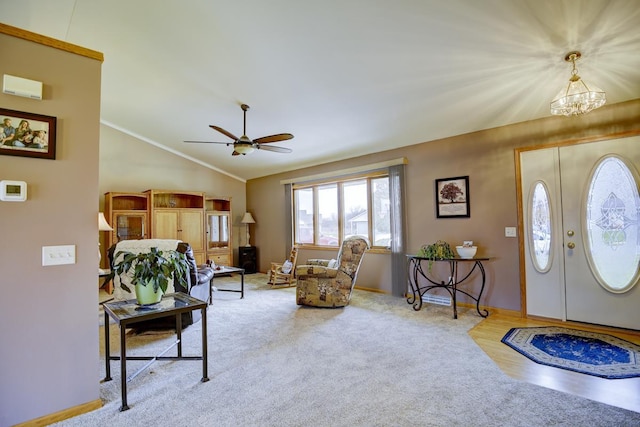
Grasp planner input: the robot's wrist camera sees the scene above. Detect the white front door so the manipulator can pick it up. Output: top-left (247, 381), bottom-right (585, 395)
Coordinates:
top-left (521, 136), bottom-right (640, 330)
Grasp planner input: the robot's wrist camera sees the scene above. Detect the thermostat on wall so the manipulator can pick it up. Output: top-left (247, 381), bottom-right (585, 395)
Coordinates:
top-left (0, 180), bottom-right (27, 201)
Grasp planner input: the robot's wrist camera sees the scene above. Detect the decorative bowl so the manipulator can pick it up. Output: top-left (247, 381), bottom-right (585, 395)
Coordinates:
top-left (455, 246), bottom-right (477, 259)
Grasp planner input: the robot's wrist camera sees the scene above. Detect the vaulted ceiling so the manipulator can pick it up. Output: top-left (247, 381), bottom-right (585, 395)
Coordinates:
top-left (3, 0), bottom-right (640, 181)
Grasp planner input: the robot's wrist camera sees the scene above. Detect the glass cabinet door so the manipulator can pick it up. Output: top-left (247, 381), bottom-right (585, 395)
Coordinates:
top-left (207, 213), bottom-right (230, 248)
top-left (114, 213), bottom-right (146, 242)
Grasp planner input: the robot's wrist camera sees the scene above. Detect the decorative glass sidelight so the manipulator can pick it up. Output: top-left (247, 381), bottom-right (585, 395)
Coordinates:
top-left (529, 181), bottom-right (552, 272)
top-left (585, 155), bottom-right (640, 293)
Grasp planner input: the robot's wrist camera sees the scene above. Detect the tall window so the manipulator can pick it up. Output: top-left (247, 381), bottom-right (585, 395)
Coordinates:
top-left (294, 187), bottom-right (314, 244)
top-left (343, 180), bottom-right (368, 238)
top-left (318, 184), bottom-right (338, 245)
top-left (372, 177), bottom-right (391, 247)
top-left (293, 174), bottom-right (391, 249)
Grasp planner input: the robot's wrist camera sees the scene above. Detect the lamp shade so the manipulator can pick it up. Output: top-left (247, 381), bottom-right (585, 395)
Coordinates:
top-left (241, 212), bottom-right (256, 224)
top-left (98, 212), bottom-right (113, 231)
top-left (235, 143), bottom-right (255, 155)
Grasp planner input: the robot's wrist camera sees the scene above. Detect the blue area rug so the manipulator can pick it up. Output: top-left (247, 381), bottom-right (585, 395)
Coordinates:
top-left (501, 326), bottom-right (640, 379)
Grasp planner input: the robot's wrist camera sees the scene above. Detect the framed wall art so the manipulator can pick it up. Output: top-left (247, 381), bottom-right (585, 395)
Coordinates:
top-left (435, 175), bottom-right (470, 218)
top-left (0, 108), bottom-right (56, 160)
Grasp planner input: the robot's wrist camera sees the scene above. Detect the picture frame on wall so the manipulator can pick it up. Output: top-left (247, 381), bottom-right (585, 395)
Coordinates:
top-left (0, 108), bottom-right (56, 160)
top-left (435, 176), bottom-right (470, 218)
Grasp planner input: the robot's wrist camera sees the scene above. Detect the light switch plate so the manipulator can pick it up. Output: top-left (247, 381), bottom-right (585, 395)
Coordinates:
top-left (42, 245), bottom-right (76, 266)
top-left (505, 227), bottom-right (517, 237)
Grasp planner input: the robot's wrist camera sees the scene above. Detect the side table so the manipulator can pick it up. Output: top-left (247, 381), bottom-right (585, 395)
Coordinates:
top-left (208, 266), bottom-right (245, 303)
top-left (102, 293), bottom-right (209, 411)
top-left (406, 255), bottom-right (490, 319)
top-left (99, 269), bottom-right (114, 305)
top-left (99, 268), bottom-right (112, 294)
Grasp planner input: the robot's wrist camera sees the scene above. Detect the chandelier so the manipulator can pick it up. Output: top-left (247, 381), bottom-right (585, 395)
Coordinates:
top-left (550, 51), bottom-right (606, 116)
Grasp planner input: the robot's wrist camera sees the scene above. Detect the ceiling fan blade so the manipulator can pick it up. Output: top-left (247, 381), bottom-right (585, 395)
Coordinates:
top-left (209, 125), bottom-right (240, 141)
top-left (184, 140), bottom-right (231, 145)
top-left (256, 144), bottom-right (292, 153)
top-left (253, 133), bottom-right (294, 144)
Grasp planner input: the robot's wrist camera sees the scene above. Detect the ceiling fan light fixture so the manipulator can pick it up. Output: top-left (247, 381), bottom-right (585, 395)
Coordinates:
top-left (550, 51), bottom-right (606, 117)
top-left (234, 142), bottom-right (255, 155)
top-left (187, 104), bottom-right (293, 156)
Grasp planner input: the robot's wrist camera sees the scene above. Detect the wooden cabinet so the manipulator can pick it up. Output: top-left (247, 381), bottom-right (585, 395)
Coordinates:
top-left (146, 190), bottom-right (206, 264)
top-left (154, 209), bottom-right (204, 249)
top-left (205, 197), bottom-right (233, 267)
top-left (104, 192), bottom-right (149, 246)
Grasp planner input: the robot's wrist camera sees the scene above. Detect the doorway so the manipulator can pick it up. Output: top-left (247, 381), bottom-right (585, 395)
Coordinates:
top-left (519, 135), bottom-right (640, 330)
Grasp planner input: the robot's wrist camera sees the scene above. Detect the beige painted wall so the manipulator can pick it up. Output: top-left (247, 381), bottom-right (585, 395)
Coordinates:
top-left (248, 99), bottom-right (640, 311)
top-left (0, 25), bottom-right (248, 426)
top-left (98, 124), bottom-right (247, 261)
top-left (0, 30), bottom-right (102, 426)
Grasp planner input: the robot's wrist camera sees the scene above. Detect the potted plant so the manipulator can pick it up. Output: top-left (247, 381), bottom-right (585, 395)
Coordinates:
top-left (109, 247), bottom-right (188, 305)
top-left (417, 240), bottom-right (455, 271)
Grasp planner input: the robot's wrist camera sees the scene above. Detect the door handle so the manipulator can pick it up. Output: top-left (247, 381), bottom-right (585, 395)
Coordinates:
top-left (567, 230), bottom-right (575, 237)
top-left (567, 242), bottom-right (576, 249)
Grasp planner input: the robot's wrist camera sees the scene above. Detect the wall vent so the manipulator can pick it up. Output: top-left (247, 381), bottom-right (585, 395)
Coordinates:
top-left (422, 294), bottom-right (451, 306)
top-left (3, 74), bottom-right (43, 100)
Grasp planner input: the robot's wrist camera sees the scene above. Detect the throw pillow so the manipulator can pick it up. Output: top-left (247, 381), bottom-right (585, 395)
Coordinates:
top-left (281, 260), bottom-right (293, 274)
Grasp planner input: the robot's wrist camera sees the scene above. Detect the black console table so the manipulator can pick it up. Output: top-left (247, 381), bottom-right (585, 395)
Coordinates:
top-left (406, 255), bottom-right (490, 319)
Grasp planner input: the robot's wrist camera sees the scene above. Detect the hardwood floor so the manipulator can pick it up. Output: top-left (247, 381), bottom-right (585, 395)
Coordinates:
top-left (468, 313), bottom-right (640, 413)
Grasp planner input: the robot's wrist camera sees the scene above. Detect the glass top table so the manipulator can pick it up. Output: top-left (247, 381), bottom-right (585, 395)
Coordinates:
top-left (102, 292), bottom-right (209, 411)
top-left (103, 292), bottom-right (206, 324)
top-left (208, 265), bottom-right (245, 303)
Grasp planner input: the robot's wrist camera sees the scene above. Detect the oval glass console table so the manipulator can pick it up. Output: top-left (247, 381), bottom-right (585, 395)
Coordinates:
top-left (406, 255), bottom-right (490, 319)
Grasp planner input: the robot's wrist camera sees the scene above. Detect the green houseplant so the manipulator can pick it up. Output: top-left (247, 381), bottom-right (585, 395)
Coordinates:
top-left (109, 247), bottom-right (188, 305)
top-left (417, 240), bottom-right (455, 271)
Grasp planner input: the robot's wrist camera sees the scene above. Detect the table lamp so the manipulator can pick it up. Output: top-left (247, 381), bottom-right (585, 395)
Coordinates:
top-left (241, 212), bottom-right (255, 247)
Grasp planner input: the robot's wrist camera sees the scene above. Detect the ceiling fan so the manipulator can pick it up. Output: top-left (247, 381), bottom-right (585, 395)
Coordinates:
top-left (185, 104), bottom-right (293, 156)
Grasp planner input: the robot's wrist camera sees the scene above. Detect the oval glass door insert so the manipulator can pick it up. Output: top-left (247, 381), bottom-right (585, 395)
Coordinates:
top-left (584, 155), bottom-right (640, 293)
top-left (529, 181), bottom-right (552, 272)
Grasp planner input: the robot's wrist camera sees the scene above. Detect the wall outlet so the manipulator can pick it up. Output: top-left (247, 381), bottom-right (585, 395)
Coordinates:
top-left (42, 245), bottom-right (76, 266)
top-left (505, 227), bottom-right (517, 238)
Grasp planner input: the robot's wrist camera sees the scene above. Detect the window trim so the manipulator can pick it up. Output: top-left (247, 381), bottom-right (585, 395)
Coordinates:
top-left (292, 172), bottom-right (391, 250)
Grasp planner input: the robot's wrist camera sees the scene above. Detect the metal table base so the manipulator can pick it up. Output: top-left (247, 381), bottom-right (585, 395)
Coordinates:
top-left (407, 256), bottom-right (490, 319)
top-left (102, 293), bottom-right (209, 411)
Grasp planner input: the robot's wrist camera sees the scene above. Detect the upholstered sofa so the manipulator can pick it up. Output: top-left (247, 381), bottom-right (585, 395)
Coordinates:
top-left (295, 236), bottom-right (370, 307)
top-left (107, 239), bottom-right (213, 330)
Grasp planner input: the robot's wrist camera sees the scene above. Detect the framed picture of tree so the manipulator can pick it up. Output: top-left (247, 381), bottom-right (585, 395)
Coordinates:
top-left (435, 176), bottom-right (470, 218)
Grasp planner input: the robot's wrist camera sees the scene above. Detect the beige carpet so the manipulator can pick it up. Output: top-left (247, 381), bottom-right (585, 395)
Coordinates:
top-left (62, 274), bottom-right (639, 426)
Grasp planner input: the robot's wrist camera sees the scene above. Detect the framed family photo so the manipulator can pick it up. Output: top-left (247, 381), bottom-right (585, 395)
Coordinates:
top-left (0, 108), bottom-right (57, 160)
top-left (435, 175), bottom-right (470, 218)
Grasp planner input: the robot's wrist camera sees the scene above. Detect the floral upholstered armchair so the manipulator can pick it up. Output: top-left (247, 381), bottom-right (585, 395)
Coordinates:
top-left (295, 235), bottom-right (370, 307)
